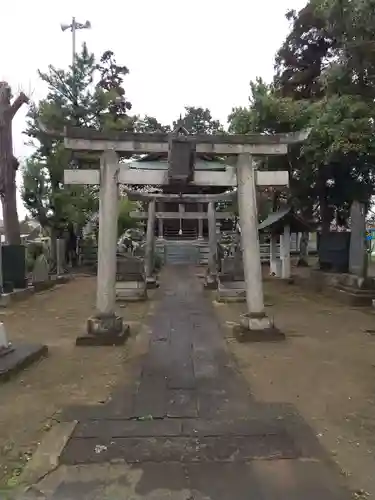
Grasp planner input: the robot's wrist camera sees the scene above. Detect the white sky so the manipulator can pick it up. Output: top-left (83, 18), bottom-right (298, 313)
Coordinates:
top-left (1, 0), bottom-right (307, 219)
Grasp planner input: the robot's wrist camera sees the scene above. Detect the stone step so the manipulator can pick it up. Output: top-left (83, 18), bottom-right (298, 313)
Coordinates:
top-left (329, 286), bottom-right (375, 306)
top-left (73, 417), bottom-right (290, 440)
top-left (335, 284), bottom-right (375, 296)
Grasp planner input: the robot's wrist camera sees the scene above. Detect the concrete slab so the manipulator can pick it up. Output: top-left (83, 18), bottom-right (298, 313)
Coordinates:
top-left (60, 432), bottom-right (300, 464)
top-left (0, 343), bottom-right (48, 383)
top-left (18, 421), bottom-right (77, 486)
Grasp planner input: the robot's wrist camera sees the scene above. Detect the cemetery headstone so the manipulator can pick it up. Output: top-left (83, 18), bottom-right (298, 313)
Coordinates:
top-left (56, 238), bottom-right (66, 275)
top-left (2, 244), bottom-right (27, 289)
top-left (349, 201), bottom-right (367, 277)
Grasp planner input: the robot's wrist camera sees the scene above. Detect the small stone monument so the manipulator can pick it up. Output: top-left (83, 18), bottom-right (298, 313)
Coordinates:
top-left (349, 200), bottom-right (367, 277)
top-left (32, 254), bottom-right (50, 290)
top-left (56, 239), bottom-right (66, 275)
top-left (116, 255), bottom-right (147, 301)
top-left (217, 247), bottom-right (246, 302)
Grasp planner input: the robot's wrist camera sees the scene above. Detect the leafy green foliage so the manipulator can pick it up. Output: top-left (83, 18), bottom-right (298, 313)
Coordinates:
top-left (22, 44), bottom-right (133, 237)
top-left (134, 115), bottom-right (171, 133)
top-left (229, 0), bottom-right (375, 229)
top-left (173, 106), bottom-right (223, 134)
top-left (117, 197), bottom-right (139, 237)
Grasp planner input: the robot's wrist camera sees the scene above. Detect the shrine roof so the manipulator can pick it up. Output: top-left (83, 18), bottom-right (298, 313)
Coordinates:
top-left (258, 207), bottom-right (312, 234)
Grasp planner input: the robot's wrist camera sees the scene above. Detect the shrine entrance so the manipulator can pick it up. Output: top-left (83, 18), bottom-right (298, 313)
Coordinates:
top-left (63, 125), bottom-right (309, 342)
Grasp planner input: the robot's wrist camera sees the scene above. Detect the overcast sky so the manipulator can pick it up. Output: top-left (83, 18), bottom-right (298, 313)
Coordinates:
top-left (1, 0), bottom-right (307, 219)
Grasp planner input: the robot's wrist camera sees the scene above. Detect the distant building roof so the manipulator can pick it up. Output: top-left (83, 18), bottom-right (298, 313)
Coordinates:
top-left (258, 207), bottom-right (312, 234)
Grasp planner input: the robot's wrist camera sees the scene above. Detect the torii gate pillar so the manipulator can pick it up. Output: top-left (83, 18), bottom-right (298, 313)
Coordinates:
top-left (76, 150), bottom-right (129, 346)
top-left (235, 154), bottom-right (282, 340)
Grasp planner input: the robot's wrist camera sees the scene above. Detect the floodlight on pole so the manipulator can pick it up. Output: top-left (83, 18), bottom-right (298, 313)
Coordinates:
top-left (60, 17), bottom-right (91, 123)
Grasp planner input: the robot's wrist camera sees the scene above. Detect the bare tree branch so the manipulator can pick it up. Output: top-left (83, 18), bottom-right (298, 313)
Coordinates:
top-left (10, 92), bottom-right (29, 119)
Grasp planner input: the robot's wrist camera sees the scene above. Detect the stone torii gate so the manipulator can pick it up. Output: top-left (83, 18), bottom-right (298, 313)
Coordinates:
top-left (63, 127), bottom-right (309, 345)
top-left (126, 188), bottom-right (237, 287)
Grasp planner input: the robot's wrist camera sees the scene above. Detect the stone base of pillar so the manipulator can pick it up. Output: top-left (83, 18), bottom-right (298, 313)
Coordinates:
top-left (233, 312), bottom-right (285, 343)
top-left (76, 314), bottom-right (129, 347)
top-left (146, 276), bottom-right (159, 289)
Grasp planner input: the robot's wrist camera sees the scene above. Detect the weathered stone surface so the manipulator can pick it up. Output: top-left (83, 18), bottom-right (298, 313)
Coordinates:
top-left (219, 248), bottom-right (244, 282)
top-left (349, 200), bottom-right (366, 277)
top-left (76, 315), bottom-right (129, 346)
top-left (0, 343), bottom-right (48, 382)
top-left (233, 313), bottom-right (286, 342)
top-left (56, 267), bottom-right (350, 498)
top-left (116, 255), bottom-right (147, 301)
top-left (19, 421), bottom-right (77, 486)
top-left (217, 280), bottom-right (246, 302)
top-left (74, 419), bottom-right (183, 439)
top-left (32, 254), bottom-right (50, 284)
top-left (60, 432), bottom-right (299, 464)
top-left (116, 254), bottom-right (144, 281)
top-left (166, 389), bottom-right (198, 418)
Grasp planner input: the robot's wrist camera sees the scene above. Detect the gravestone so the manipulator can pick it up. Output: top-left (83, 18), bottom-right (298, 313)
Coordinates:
top-left (32, 255), bottom-right (50, 290)
top-left (116, 255), bottom-right (147, 301)
top-left (56, 239), bottom-right (66, 275)
top-left (2, 244), bottom-right (27, 289)
top-left (349, 200), bottom-right (367, 277)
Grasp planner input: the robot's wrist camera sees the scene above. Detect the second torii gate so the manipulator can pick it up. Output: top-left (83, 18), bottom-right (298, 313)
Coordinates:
top-left (126, 189), bottom-right (237, 287)
top-left (63, 127), bottom-right (309, 344)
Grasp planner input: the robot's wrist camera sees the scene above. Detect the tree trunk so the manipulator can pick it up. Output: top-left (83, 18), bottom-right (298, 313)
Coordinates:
top-left (0, 82), bottom-right (28, 245)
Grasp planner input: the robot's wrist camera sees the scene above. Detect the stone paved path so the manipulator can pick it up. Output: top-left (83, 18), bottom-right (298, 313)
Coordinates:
top-left (26, 267), bottom-right (352, 499)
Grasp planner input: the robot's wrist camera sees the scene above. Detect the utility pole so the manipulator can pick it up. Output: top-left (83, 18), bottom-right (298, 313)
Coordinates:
top-left (61, 17), bottom-right (91, 122)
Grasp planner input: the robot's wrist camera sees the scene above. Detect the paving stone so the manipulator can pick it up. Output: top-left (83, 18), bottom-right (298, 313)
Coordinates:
top-left (166, 389), bottom-right (198, 418)
top-left (0, 343), bottom-right (48, 383)
top-left (74, 419), bottom-right (182, 439)
top-left (142, 340), bottom-right (170, 378)
top-left (60, 432), bottom-right (300, 465)
top-left (181, 417), bottom-right (288, 437)
top-left (167, 358), bottom-right (196, 390)
top-left (197, 387), bottom-right (253, 420)
top-left (134, 375), bottom-right (167, 418)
